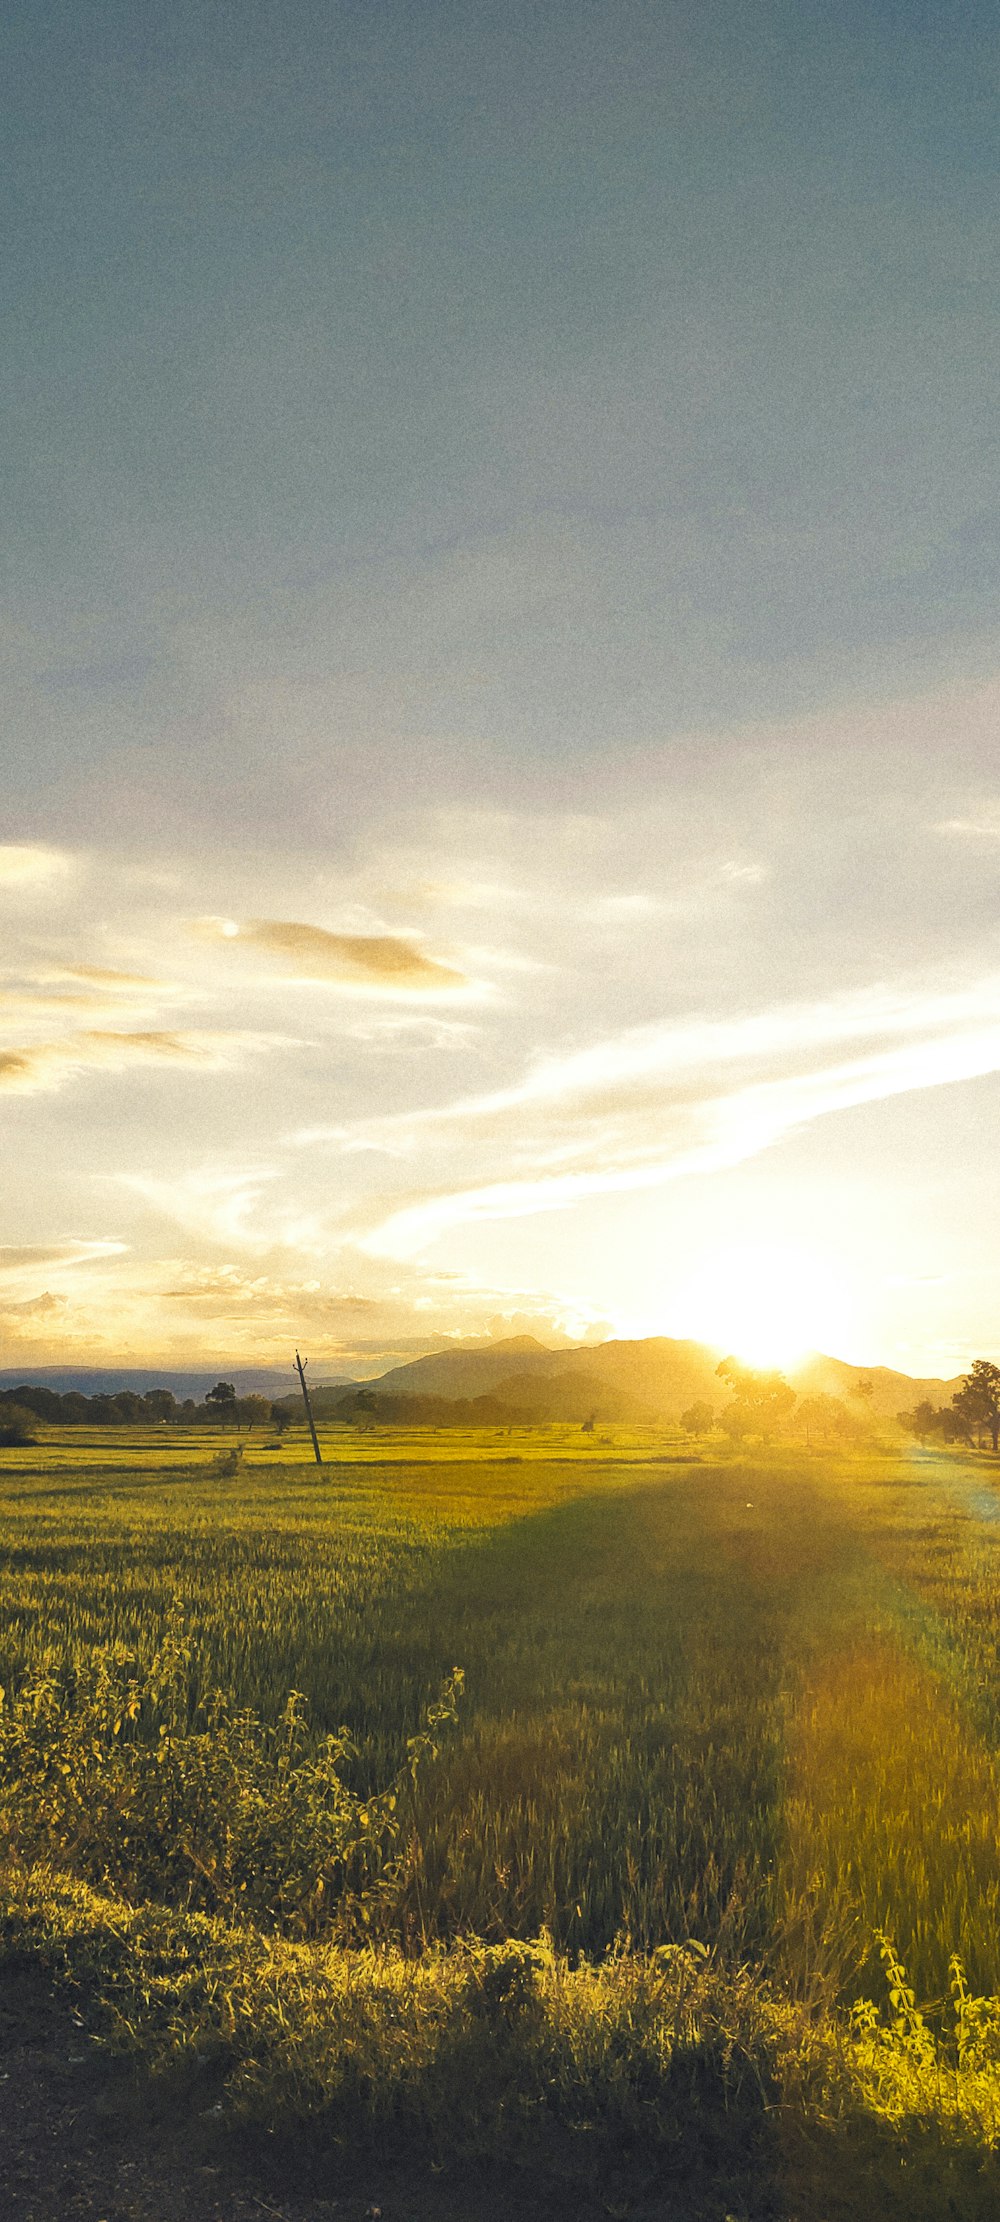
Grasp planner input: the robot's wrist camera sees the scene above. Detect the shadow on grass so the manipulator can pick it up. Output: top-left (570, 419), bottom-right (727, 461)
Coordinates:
top-left (778, 2111), bottom-right (1000, 2222)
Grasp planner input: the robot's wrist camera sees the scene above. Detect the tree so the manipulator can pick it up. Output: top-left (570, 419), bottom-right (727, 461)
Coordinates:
top-left (792, 1393), bottom-right (869, 1450)
top-left (898, 1399), bottom-right (940, 1446)
top-left (716, 1358), bottom-right (797, 1442)
top-left (7, 1384), bottom-right (60, 1422)
top-left (235, 1394), bottom-right (272, 1431)
top-left (206, 1380), bottom-right (238, 1424)
top-left (353, 1388), bottom-right (377, 1430)
top-left (112, 1391), bottom-right (146, 1424)
top-left (144, 1389), bottom-right (177, 1422)
top-left (952, 1360), bottom-right (1000, 1452)
top-left (270, 1403), bottom-right (292, 1433)
top-left (680, 1399), bottom-right (715, 1436)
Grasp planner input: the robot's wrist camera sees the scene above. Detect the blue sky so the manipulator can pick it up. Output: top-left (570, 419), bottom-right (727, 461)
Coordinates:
top-left (3, 1), bottom-right (1000, 1375)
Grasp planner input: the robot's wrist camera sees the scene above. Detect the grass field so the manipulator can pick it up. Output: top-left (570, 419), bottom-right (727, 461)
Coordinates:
top-left (3, 1426), bottom-right (1000, 2216)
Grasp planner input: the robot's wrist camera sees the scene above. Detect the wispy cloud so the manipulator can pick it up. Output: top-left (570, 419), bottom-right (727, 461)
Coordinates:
top-left (115, 1166), bottom-right (283, 1247)
top-left (35, 964), bottom-right (166, 992)
top-left (0, 1029), bottom-right (267, 1096)
top-left (936, 811), bottom-right (1000, 840)
top-left (0, 958), bottom-right (195, 1046)
top-left (338, 1012), bottom-right (481, 1049)
top-left (302, 976), bottom-right (1000, 1153)
top-left (0, 1240), bottom-right (127, 1273)
top-left (351, 976), bottom-right (1000, 1255)
top-left (193, 915), bottom-right (468, 992)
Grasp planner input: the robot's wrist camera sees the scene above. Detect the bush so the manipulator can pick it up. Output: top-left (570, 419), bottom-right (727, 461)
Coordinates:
top-left (0, 1615), bottom-right (463, 1934)
top-left (0, 1402), bottom-right (37, 1446)
top-left (210, 1445), bottom-right (244, 1477)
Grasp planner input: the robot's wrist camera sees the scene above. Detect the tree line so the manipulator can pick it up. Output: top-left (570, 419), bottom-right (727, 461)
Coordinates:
top-left (0, 1379), bottom-right (290, 1444)
top-left (677, 1360), bottom-right (877, 1448)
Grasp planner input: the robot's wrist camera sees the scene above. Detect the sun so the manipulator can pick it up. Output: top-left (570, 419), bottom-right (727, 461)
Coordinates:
top-left (666, 1242), bottom-right (856, 1371)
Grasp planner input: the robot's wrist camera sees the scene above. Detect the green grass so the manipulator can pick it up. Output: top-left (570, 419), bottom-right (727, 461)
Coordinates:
top-left (4, 1428), bottom-right (1000, 2211)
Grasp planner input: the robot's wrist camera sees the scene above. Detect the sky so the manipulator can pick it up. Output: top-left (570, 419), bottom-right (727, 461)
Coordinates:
top-left (4, 0), bottom-right (1000, 1381)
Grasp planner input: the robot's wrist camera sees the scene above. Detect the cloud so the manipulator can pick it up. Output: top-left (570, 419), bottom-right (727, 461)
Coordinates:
top-left (937, 812), bottom-right (1000, 840)
top-left (302, 976), bottom-right (1000, 1155)
top-left (36, 964), bottom-right (166, 991)
top-left (163, 1262), bottom-right (381, 1324)
top-left (0, 1029), bottom-right (266, 1096)
top-left (0, 987), bottom-right (173, 1024)
top-left (0, 1240), bottom-right (127, 1273)
top-left (0, 964), bottom-right (194, 1042)
top-left (115, 1166), bottom-right (282, 1247)
top-left (351, 975), bottom-right (1000, 1256)
top-left (0, 1291), bottom-right (67, 1319)
top-left (146, 1250), bottom-right (604, 1362)
top-left (193, 915), bottom-right (468, 992)
top-left (0, 844), bottom-right (72, 890)
top-left (339, 1012), bottom-right (481, 1049)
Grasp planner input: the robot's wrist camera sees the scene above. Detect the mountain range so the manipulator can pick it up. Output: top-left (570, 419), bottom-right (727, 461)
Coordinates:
top-left (308, 1334), bottom-right (960, 1424)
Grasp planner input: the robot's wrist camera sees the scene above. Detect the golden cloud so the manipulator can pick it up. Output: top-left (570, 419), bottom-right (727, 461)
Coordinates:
top-left (0, 965), bottom-right (185, 1028)
top-left (163, 1264), bottom-right (380, 1319)
top-left (195, 916), bottom-right (466, 991)
top-left (39, 964), bottom-right (164, 990)
top-left (0, 1030), bottom-right (262, 1095)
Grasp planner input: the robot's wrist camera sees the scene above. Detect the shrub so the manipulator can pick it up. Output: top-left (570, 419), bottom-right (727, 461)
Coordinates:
top-left (0, 1402), bottom-right (37, 1446)
top-left (0, 1614), bottom-right (463, 1934)
top-left (210, 1445), bottom-right (244, 1477)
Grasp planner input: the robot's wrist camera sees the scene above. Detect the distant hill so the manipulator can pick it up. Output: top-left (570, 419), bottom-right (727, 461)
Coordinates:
top-left (359, 1335), bottom-right (738, 1420)
top-left (368, 1335), bottom-right (562, 1399)
top-left (790, 1353), bottom-right (961, 1417)
top-left (0, 1364), bottom-right (313, 1400)
top-left (343, 1335), bottom-right (962, 1425)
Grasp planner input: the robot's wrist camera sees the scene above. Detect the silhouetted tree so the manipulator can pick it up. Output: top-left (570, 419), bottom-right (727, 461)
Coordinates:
top-left (206, 1380), bottom-right (238, 1424)
top-left (898, 1399), bottom-right (940, 1445)
top-left (680, 1399), bottom-right (715, 1436)
top-left (144, 1389), bottom-right (177, 1422)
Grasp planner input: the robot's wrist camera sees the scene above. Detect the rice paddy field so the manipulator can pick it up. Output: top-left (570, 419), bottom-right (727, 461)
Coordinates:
top-left (3, 1425), bottom-right (1000, 2217)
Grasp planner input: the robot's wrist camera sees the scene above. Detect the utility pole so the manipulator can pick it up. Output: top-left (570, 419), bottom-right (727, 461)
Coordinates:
top-left (294, 1350), bottom-right (323, 1467)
